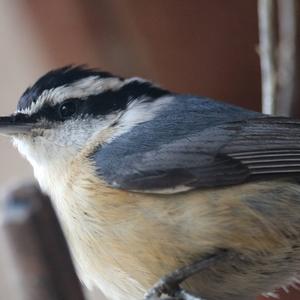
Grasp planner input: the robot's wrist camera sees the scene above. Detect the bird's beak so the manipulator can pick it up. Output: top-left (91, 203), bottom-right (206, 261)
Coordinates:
top-left (0, 115), bottom-right (34, 136)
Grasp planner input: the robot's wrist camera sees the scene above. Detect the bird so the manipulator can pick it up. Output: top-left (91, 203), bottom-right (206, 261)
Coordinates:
top-left (1, 65), bottom-right (300, 300)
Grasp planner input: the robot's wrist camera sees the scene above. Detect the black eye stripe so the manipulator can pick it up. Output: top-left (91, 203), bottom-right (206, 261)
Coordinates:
top-left (25, 81), bottom-right (170, 122)
top-left (29, 100), bottom-right (81, 122)
top-left (79, 81), bottom-right (170, 116)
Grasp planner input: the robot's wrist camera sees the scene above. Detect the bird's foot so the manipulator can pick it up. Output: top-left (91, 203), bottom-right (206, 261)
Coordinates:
top-left (144, 281), bottom-right (203, 300)
top-left (176, 289), bottom-right (205, 300)
top-left (144, 250), bottom-right (229, 300)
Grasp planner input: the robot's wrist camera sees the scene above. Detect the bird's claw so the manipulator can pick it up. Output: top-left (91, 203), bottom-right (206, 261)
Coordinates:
top-left (144, 250), bottom-right (229, 300)
top-left (144, 279), bottom-right (204, 300)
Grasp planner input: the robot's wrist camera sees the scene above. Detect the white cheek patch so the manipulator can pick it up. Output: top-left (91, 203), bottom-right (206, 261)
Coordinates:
top-left (12, 117), bottom-right (108, 169)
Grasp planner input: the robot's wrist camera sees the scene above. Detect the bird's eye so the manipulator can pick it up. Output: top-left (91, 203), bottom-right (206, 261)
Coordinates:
top-left (59, 101), bottom-right (77, 119)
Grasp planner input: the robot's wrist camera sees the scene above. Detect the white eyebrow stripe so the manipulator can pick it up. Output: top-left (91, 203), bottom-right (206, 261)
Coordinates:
top-left (17, 76), bottom-right (139, 115)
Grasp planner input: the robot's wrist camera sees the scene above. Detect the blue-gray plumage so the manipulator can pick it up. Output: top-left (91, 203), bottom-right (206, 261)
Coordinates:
top-left (94, 95), bottom-right (300, 192)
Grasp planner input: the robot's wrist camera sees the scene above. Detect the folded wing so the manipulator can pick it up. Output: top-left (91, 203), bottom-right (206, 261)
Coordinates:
top-left (94, 117), bottom-right (300, 193)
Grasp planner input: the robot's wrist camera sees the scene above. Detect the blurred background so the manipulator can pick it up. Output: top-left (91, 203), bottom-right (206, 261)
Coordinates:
top-left (0, 1), bottom-right (298, 299)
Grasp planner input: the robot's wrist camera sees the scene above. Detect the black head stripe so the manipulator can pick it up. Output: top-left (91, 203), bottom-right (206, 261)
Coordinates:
top-left (17, 65), bottom-right (118, 112)
top-left (30, 81), bottom-right (170, 122)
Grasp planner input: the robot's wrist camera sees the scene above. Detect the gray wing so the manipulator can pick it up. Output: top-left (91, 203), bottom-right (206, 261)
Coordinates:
top-left (223, 118), bottom-right (300, 176)
top-left (93, 116), bottom-right (300, 193)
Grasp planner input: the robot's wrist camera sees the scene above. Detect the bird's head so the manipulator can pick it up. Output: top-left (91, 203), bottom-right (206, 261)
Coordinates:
top-left (0, 66), bottom-right (170, 171)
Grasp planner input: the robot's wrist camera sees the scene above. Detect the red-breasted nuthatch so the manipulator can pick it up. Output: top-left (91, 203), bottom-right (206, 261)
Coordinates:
top-left (1, 66), bottom-right (300, 300)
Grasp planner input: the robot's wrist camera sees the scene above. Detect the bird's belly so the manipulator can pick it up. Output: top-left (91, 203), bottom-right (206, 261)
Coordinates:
top-left (48, 194), bottom-right (147, 299)
top-left (48, 173), bottom-right (300, 300)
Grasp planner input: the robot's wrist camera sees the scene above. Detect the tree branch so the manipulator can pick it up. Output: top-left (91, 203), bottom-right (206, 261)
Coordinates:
top-left (258, 0), bottom-right (277, 115)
